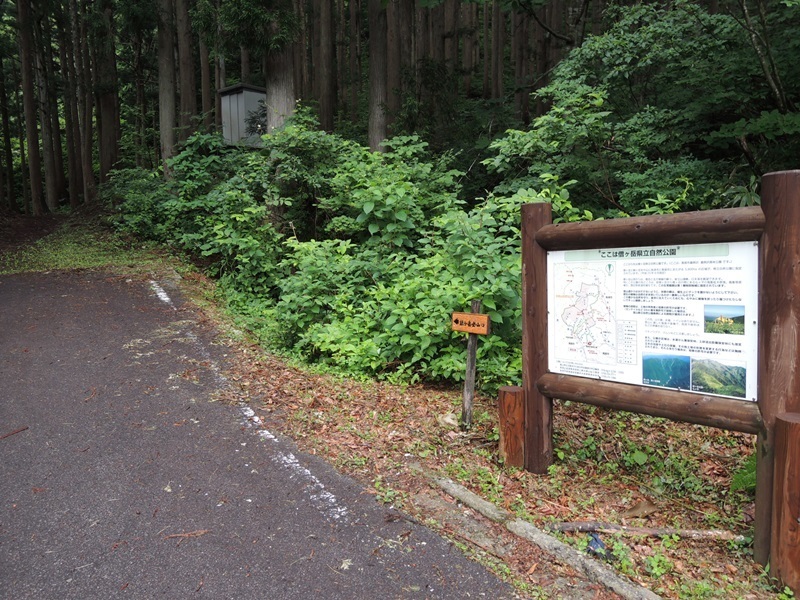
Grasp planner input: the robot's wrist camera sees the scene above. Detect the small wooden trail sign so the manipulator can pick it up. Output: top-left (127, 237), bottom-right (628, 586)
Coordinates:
top-left (451, 312), bottom-right (490, 335)
top-left (453, 301), bottom-right (489, 429)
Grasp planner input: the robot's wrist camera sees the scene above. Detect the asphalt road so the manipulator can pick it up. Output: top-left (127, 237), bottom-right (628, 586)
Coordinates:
top-left (0, 270), bottom-right (518, 599)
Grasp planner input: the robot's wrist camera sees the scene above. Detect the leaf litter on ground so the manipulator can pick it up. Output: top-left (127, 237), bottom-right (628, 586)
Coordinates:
top-left (204, 329), bottom-right (777, 599)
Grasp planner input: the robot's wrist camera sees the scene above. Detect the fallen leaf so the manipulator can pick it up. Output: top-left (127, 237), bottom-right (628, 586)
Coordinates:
top-left (622, 498), bottom-right (658, 519)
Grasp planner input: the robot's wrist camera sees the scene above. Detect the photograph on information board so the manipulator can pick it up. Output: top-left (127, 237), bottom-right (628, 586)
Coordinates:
top-left (546, 241), bottom-right (758, 401)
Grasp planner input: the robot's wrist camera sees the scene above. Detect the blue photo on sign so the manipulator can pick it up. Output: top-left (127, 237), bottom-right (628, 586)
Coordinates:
top-left (642, 353), bottom-right (691, 390)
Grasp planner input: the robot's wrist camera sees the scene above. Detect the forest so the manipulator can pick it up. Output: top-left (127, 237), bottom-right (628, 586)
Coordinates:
top-left (2, 0), bottom-right (799, 390)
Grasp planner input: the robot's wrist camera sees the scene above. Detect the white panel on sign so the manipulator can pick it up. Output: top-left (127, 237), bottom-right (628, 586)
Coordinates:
top-left (547, 241), bottom-right (759, 402)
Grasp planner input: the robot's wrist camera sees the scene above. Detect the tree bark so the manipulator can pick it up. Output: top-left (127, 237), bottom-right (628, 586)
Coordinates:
top-left (96, 0), bottom-right (119, 183)
top-left (176, 0), bottom-right (197, 141)
top-left (514, 11), bottom-right (530, 124)
top-left (45, 34), bottom-right (67, 202)
top-left (367, 0), bottom-right (387, 151)
top-left (491, 1), bottom-right (505, 100)
top-left (17, 0), bottom-right (45, 215)
top-left (348, 0), bottom-right (361, 123)
top-left (430, 3), bottom-right (445, 65)
top-left (158, 0), bottom-right (177, 176)
top-left (74, 0), bottom-right (96, 203)
top-left (386, 0), bottom-right (401, 124)
top-left (0, 58), bottom-right (15, 211)
top-left (443, 0), bottom-right (459, 72)
top-left (482, 1), bottom-right (490, 99)
top-left (265, 45), bottom-right (296, 133)
top-left (240, 45), bottom-right (250, 83)
top-left (33, 10), bottom-right (59, 212)
top-left (336, 0), bottom-right (347, 117)
top-left (462, 2), bottom-right (477, 97)
top-left (199, 38), bottom-right (213, 129)
top-left (59, 35), bottom-right (81, 209)
top-left (317, 0), bottom-right (336, 131)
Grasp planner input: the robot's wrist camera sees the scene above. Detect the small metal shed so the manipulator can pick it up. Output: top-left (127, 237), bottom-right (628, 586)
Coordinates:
top-left (218, 83), bottom-right (266, 145)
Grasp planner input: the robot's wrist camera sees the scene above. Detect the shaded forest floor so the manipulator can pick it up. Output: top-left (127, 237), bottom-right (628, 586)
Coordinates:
top-left (0, 213), bottom-right (782, 599)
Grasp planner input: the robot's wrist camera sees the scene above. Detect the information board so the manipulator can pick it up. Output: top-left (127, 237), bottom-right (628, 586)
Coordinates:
top-left (547, 241), bottom-right (759, 401)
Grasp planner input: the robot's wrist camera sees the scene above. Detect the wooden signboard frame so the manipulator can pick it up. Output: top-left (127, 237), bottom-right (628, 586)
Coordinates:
top-left (520, 171), bottom-right (800, 576)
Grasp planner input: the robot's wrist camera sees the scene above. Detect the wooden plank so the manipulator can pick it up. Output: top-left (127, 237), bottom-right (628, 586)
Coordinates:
top-left (497, 386), bottom-right (524, 468)
top-left (756, 170), bottom-right (800, 565)
top-left (771, 412), bottom-right (800, 592)
top-left (451, 312), bottom-right (490, 335)
top-left (537, 373), bottom-right (762, 434)
top-left (535, 206), bottom-right (765, 251)
top-left (522, 203), bottom-right (553, 473)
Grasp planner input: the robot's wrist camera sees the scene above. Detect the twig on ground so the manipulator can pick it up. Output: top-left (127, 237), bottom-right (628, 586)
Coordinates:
top-left (547, 521), bottom-right (746, 542)
top-left (163, 529), bottom-right (211, 546)
top-left (0, 426), bottom-right (29, 441)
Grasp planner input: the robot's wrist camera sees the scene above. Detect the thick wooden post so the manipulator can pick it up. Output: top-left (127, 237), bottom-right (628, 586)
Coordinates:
top-left (498, 386), bottom-right (524, 467)
top-left (756, 170), bottom-right (800, 565)
top-left (522, 203), bottom-right (553, 473)
top-left (771, 413), bottom-right (800, 590)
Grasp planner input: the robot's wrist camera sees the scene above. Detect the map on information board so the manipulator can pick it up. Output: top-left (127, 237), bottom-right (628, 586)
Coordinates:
top-left (547, 242), bottom-right (759, 401)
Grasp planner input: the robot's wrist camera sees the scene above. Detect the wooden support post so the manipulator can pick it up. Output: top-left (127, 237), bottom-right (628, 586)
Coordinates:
top-left (460, 299), bottom-right (482, 430)
top-left (498, 386), bottom-right (524, 467)
top-left (522, 202), bottom-right (553, 473)
top-left (771, 413), bottom-right (800, 591)
top-left (756, 170), bottom-right (800, 565)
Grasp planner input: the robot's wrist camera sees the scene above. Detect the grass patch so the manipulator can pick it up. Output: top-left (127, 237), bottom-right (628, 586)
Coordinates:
top-left (0, 218), bottom-right (167, 275)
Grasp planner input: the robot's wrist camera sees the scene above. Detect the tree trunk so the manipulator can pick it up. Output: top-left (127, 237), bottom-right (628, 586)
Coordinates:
top-left (415, 6), bottom-right (429, 102)
top-left (348, 0), bottom-right (361, 122)
top-left (17, 0), bottom-right (45, 215)
top-left (176, 0), bottom-right (197, 141)
top-left (34, 14), bottom-right (59, 212)
top-left (462, 2), bottom-right (477, 97)
top-left (293, 0), bottom-right (311, 101)
top-left (265, 45), bottom-right (296, 133)
top-left (430, 3), bottom-right (445, 65)
top-left (386, 0), bottom-right (401, 124)
top-left (444, 0), bottom-right (459, 72)
top-left (96, 0), bottom-right (119, 183)
top-left (215, 52), bottom-right (224, 129)
top-left (514, 11), bottom-right (530, 124)
top-left (59, 37), bottom-right (81, 209)
top-left (158, 0), bottom-right (177, 175)
top-left (133, 33), bottom-right (148, 166)
top-left (482, 1), bottom-right (490, 99)
top-left (336, 0), bottom-right (347, 117)
top-left (214, 1), bottom-right (225, 130)
top-left (65, 0), bottom-right (85, 199)
top-left (317, 0), bottom-right (336, 131)
top-left (0, 58), bottom-right (15, 211)
top-left (45, 38), bottom-right (67, 202)
top-left (73, 0), bottom-right (96, 203)
top-left (491, 1), bottom-right (505, 100)
top-left (367, 0), bottom-right (387, 151)
top-left (534, 5), bottom-right (548, 116)
top-left (240, 45), bottom-right (250, 83)
top-left (199, 38), bottom-right (213, 129)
